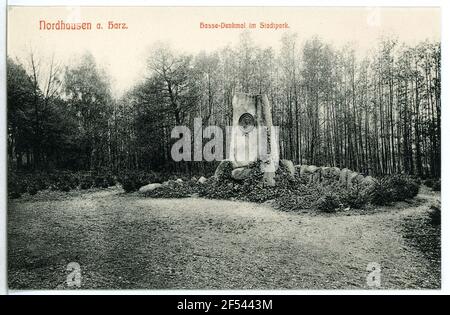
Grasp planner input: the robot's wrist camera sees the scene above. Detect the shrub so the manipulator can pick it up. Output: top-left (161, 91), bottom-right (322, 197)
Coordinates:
top-left (368, 180), bottom-right (393, 206)
top-left (56, 180), bottom-right (71, 192)
top-left (93, 174), bottom-right (111, 188)
top-left (106, 174), bottom-right (116, 187)
top-left (198, 178), bottom-right (239, 200)
top-left (93, 175), bottom-right (104, 188)
top-left (27, 182), bottom-right (39, 195)
top-left (79, 175), bottom-right (93, 189)
top-left (214, 160), bottom-right (234, 181)
top-left (33, 173), bottom-right (51, 190)
top-left (143, 161), bottom-right (373, 213)
top-left (117, 170), bottom-right (161, 193)
top-left (432, 180), bottom-right (441, 192)
top-left (275, 190), bottom-right (320, 211)
top-left (369, 175), bottom-right (420, 205)
top-left (424, 178), bottom-right (440, 191)
top-left (52, 172), bottom-right (79, 191)
top-left (119, 174), bottom-right (139, 193)
top-left (340, 186), bottom-right (369, 209)
top-left (386, 175), bottom-right (420, 201)
top-left (144, 180), bottom-right (201, 198)
top-left (9, 191), bottom-right (22, 199)
top-left (429, 203), bottom-right (441, 225)
top-left (101, 179), bottom-right (110, 188)
top-left (314, 192), bottom-right (341, 213)
top-left (423, 178), bottom-right (434, 188)
top-left (8, 170), bottom-right (118, 196)
top-left (199, 160), bottom-right (290, 203)
top-left (8, 172), bottom-right (24, 199)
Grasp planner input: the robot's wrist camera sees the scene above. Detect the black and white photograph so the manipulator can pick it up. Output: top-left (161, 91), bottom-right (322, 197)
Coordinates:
top-left (4, 5), bottom-right (442, 292)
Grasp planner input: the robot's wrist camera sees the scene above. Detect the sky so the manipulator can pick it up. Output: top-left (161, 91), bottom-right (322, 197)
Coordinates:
top-left (7, 6), bottom-right (441, 96)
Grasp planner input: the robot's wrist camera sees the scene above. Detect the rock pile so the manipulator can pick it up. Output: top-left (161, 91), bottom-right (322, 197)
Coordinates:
top-left (295, 163), bottom-right (377, 189)
top-left (215, 158), bottom-right (377, 190)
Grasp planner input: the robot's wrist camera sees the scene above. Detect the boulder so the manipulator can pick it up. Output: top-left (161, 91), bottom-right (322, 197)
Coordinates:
top-left (231, 160), bottom-right (249, 169)
top-left (339, 168), bottom-right (350, 184)
top-left (138, 183), bottom-right (162, 193)
top-left (330, 167), bottom-right (341, 178)
top-left (214, 160), bottom-right (233, 179)
top-left (263, 171), bottom-right (276, 186)
top-left (280, 159), bottom-right (295, 177)
top-left (231, 167), bottom-right (252, 181)
top-left (198, 176), bottom-right (207, 184)
top-left (306, 165), bottom-right (319, 174)
top-left (163, 180), bottom-right (177, 187)
top-left (298, 165), bottom-right (309, 175)
top-left (355, 174), bottom-right (365, 184)
top-left (321, 167), bottom-right (331, 176)
top-left (361, 176), bottom-right (377, 187)
top-left (305, 165), bottom-right (320, 183)
top-left (346, 172), bottom-right (359, 188)
top-left (176, 178), bottom-right (183, 183)
top-left (313, 171), bottom-right (323, 184)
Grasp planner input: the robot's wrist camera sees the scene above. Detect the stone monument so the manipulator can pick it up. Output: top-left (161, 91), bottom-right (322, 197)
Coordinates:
top-left (216, 92), bottom-right (279, 186)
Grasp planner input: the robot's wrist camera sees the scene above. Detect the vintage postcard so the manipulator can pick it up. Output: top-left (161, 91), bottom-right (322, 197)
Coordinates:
top-left (6, 6), bottom-right (441, 291)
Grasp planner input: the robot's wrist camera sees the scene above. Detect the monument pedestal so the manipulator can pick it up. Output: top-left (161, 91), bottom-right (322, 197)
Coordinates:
top-left (217, 93), bottom-right (279, 186)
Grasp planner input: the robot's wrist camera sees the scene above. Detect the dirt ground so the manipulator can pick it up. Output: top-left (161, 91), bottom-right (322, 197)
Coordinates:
top-left (8, 186), bottom-right (440, 290)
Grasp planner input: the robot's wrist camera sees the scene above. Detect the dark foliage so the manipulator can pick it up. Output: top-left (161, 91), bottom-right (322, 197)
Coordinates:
top-left (117, 170), bottom-right (176, 193)
top-left (432, 180), bottom-right (441, 192)
top-left (424, 178), bottom-right (441, 192)
top-left (7, 170), bottom-right (118, 197)
top-left (369, 175), bottom-right (420, 205)
top-left (429, 203), bottom-right (441, 226)
top-left (314, 192), bottom-right (341, 213)
top-left (139, 162), bottom-right (422, 213)
top-left (144, 179), bottom-right (202, 198)
top-left (340, 186), bottom-right (370, 209)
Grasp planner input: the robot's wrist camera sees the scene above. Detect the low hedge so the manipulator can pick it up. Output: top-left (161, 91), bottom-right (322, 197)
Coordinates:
top-left (8, 170), bottom-right (117, 198)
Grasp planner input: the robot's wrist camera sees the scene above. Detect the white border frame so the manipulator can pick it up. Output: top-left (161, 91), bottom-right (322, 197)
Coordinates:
top-left (1, 0), bottom-right (447, 295)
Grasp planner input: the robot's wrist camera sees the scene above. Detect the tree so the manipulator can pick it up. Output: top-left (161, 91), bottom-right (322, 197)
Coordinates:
top-left (63, 52), bottom-right (113, 171)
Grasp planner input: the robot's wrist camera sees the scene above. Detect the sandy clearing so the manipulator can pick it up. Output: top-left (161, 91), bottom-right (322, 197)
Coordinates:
top-left (8, 188), bottom-right (440, 289)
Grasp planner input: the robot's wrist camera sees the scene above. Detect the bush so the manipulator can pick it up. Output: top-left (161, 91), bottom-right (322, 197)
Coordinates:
top-left (314, 191), bottom-right (341, 213)
top-left (424, 178), bottom-right (440, 191)
top-left (117, 170), bottom-right (166, 193)
top-left (423, 178), bottom-right (434, 188)
top-left (387, 174), bottom-right (420, 201)
top-left (369, 175), bottom-right (420, 205)
top-left (144, 180), bottom-right (201, 198)
top-left (275, 192), bottom-right (319, 211)
top-left (106, 174), bottom-right (116, 187)
top-left (118, 174), bottom-right (139, 193)
top-left (7, 170), bottom-right (117, 196)
top-left (79, 175), bottom-right (93, 189)
top-left (58, 183), bottom-right (71, 192)
top-left (199, 160), bottom-right (289, 203)
top-left (8, 172), bottom-right (24, 199)
top-left (214, 160), bottom-right (234, 181)
top-left (52, 172), bottom-right (79, 191)
top-left (432, 179), bottom-right (441, 192)
top-left (429, 203), bottom-right (441, 225)
top-left (340, 186), bottom-right (369, 209)
top-left (33, 173), bottom-right (51, 190)
top-left (92, 175), bottom-right (109, 188)
top-left (27, 182), bottom-right (39, 195)
top-left (143, 161), bottom-right (376, 213)
top-left (369, 179), bottom-right (392, 205)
